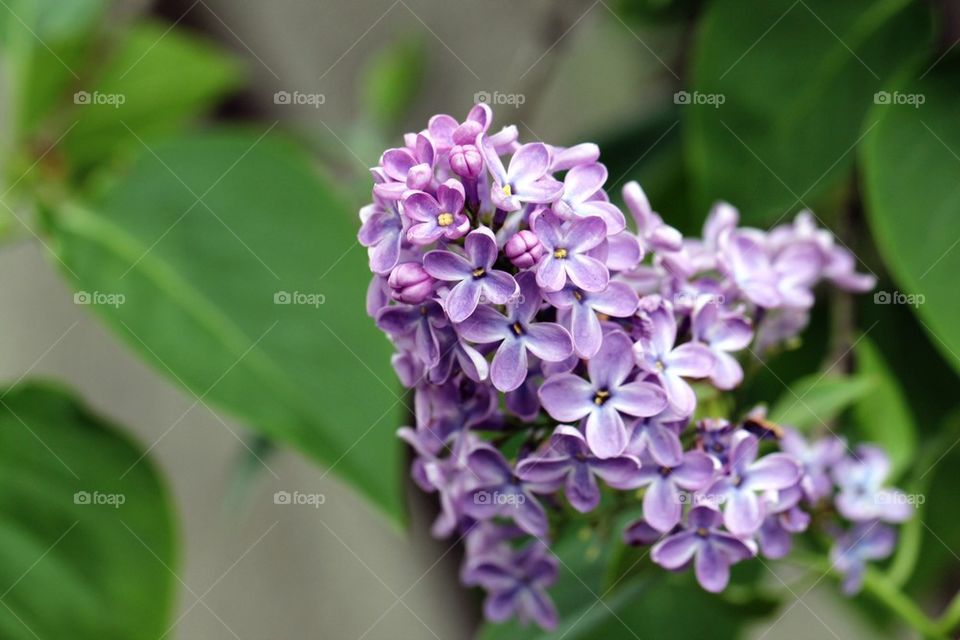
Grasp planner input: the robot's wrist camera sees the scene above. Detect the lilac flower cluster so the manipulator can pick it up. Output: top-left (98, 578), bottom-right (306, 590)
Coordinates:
top-left (359, 104), bottom-right (910, 630)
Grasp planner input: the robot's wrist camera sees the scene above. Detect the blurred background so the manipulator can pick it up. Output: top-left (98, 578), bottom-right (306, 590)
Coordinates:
top-left (1, 0), bottom-right (959, 638)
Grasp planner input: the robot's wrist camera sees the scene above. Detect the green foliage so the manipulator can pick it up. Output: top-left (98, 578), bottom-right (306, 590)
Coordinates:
top-left (0, 382), bottom-right (176, 639)
top-left (769, 373), bottom-right (874, 430)
top-left (48, 129), bottom-right (404, 523)
top-left (686, 0), bottom-right (931, 223)
top-left (861, 57), bottom-right (960, 380)
top-left (360, 35), bottom-right (426, 132)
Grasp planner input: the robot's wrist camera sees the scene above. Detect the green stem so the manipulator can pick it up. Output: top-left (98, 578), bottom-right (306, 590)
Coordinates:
top-left (936, 590), bottom-right (960, 636)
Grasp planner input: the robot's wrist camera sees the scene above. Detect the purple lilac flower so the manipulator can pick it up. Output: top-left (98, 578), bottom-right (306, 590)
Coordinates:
top-left (539, 331), bottom-right (667, 458)
top-left (691, 300), bottom-right (752, 390)
top-left (387, 262), bottom-right (435, 304)
top-left (358, 197), bottom-right (404, 274)
top-left (516, 426), bottom-right (642, 512)
top-left (504, 229), bottom-right (544, 269)
top-left (479, 137), bottom-right (563, 212)
top-left (633, 297), bottom-right (715, 416)
top-left (832, 446), bottom-right (912, 523)
top-left (532, 212), bottom-right (609, 293)
top-left (758, 486), bottom-right (810, 559)
top-left (545, 281), bottom-right (639, 358)
top-left (622, 181), bottom-right (682, 253)
top-left (403, 179), bottom-right (470, 245)
top-left (375, 133), bottom-right (435, 200)
top-left (704, 431), bottom-right (802, 536)
top-left (651, 506), bottom-right (755, 593)
top-left (779, 427), bottom-right (846, 503)
top-left (630, 450), bottom-right (716, 532)
top-left (465, 541), bottom-right (559, 630)
top-left (721, 232), bottom-right (781, 308)
top-left (423, 227), bottom-right (519, 322)
top-left (549, 142), bottom-right (599, 172)
top-left (456, 272), bottom-right (573, 392)
top-left (463, 445), bottom-right (550, 536)
top-left (553, 164), bottom-right (626, 233)
top-left (624, 408), bottom-right (686, 466)
top-left (829, 522), bottom-right (896, 595)
top-left (376, 300), bottom-right (447, 367)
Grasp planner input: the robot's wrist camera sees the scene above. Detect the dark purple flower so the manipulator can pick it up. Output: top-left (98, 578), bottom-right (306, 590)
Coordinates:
top-left (553, 164), bottom-right (625, 234)
top-left (403, 180), bottom-right (470, 245)
top-left (463, 445), bottom-right (549, 536)
top-left (504, 229), bottom-right (544, 269)
top-left (651, 506), bottom-right (754, 593)
top-left (704, 432), bottom-right (802, 536)
top-left (833, 446), bottom-right (913, 523)
top-left (546, 282), bottom-right (639, 358)
top-left (479, 137), bottom-right (563, 212)
top-left (691, 300), bottom-right (752, 390)
top-left (388, 262), bottom-right (435, 304)
top-left (532, 212), bottom-right (609, 293)
top-left (516, 426), bottom-right (642, 512)
top-left (758, 486), bottom-right (810, 559)
top-left (376, 300), bottom-right (447, 367)
top-left (466, 541), bottom-right (559, 630)
top-left (456, 272), bottom-right (573, 392)
top-left (633, 298), bottom-right (715, 416)
top-left (539, 331), bottom-right (667, 459)
top-left (423, 227), bottom-right (519, 322)
top-left (631, 450), bottom-right (715, 532)
top-left (829, 522), bottom-right (896, 595)
top-left (622, 518), bottom-right (664, 546)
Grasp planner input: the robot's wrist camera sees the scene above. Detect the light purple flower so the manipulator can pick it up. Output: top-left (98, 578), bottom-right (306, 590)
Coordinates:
top-left (424, 228), bottom-right (519, 322)
top-left (388, 262), bottom-right (435, 304)
top-left (553, 164), bottom-right (626, 234)
top-left (625, 407), bottom-right (687, 467)
top-left (428, 104), bottom-right (492, 152)
top-left (691, 300), bottom-right (752, 390)
top-left (830, 522), bottom-right (896, 595)
top-left (516, 426), bottom-right (642, 512)
top-left (479, 137), bottom-right (563, 212)
top-left (504, 229), bottom-right (544, 269)
top-left (549, 143), bottom-right (599, 172)
top-left (463, 445), bottom-right (549, 536)
top-left (630, 450), bottom-right (715, 532)
top-left (758, 486), bottom-right (810, 559)
top-left (779, 428), bottom-right (845, 503)
top-left (358, 197), bottom-right (404, 274)
top-left (466, 541), bottom-right (559, 630)
top-left (403, 180), bottom-right (470, 245)
top-left (633, 298), bottom-right (715, 415)
top-left (651, 506), bottom-right (754, 593)
top-left (833, 446), bottom-right (912, 523)
top-left (545, 281), bottom-right (639, 358)
top-left (721, 232), bottom-right (781, 308)
top-left (374, 133), bottom-right (435, 200)
top-left (539, 331), bottom-right (667, 459)
top-left (376, 300), bottom-right (447, 367)
top-left (532, 212), bottom-right (609, 293)
top-left (456, 272), bottom-right (573, 392)
top-left (622, 181), bottom-right (682, 253)
top-left (704, 431), bottom-right (802, 536)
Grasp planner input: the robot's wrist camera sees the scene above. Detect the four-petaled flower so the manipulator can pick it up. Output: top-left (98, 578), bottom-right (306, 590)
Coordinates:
top-left (403, 179), bottom-right (471, 245)
top-left (545, 281), bottom-right (639, 358)
top-left (533, 212), bottom-right (609, 293)
top-left (629, 450), bottom-right (716, 532)
top-left (465, 542), bottom-right (559, 630)
top-left (479, 137), bottom-right (564, 212)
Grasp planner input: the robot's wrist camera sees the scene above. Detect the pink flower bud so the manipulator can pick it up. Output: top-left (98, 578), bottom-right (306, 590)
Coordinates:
top-left (388, 262), bottom-right (435, 304)
top-left (449, 144), bottom-right (483, 179)
top-left (504, 230), bottom-right (544, 269)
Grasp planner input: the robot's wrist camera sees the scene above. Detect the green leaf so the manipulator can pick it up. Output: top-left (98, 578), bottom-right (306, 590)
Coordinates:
top-left (62, 20), bottom-right (243, 175)
top-left (48, 129), bottom-right (405, 523)
top-left (0, 382), bottom-right (176, 639)
top-left (360, 35), bottom-right (425, 131)
top-left (686, 0), bottom-right (931, 223)
top-left (769, 373), bottom-right (874, 430)
top-left (861, 56), bottom-right (960, 379)
top-left (852, 336), bottom-right (916, 477)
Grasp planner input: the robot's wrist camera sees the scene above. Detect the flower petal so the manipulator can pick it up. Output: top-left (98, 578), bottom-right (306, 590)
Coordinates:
top-left (585, 406), bottom-right (628, 458)
top-left (539, 374), bottom-right (594, 422)
top-left (491, 338), bottom-right (529, 392)
top-left (643, 477), bottom-right (682, 532)
top-left (525, 322), bottom-right (574, 362)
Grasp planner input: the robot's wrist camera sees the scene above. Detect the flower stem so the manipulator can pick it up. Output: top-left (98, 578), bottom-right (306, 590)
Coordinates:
top-left (935, 590), bottom-right (960, 636)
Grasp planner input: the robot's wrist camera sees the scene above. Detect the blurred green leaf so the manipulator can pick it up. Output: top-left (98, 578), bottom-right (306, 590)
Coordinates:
top-left (0, 382), bottom-right (175, 639)
top-left (62, 20), bottom-right (243, 175)
top-left (769, 373), bottom-right (874, 430)
top-left (852, 336), bottom-right (916, 477)
top-left (360, 35), bottom-right (425, 132)
top-left (861, 57), bottom-right (960, 380)
top-left (48, 129), bottom-right (405, 523)
top-left (686, 0), bottom-right (931, 223)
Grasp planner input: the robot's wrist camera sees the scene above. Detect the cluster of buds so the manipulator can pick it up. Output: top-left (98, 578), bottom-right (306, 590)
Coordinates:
top-left (358, 104), bottom-right (910, 630)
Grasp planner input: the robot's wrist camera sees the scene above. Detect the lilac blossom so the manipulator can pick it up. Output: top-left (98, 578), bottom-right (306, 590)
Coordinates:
top-left (463, 445), bottom-right (550, 536)
top-left (539, 331), bottom-right (667, 458)
top-left (691, 299), bottom-right (752, 390)
top-left (631, 450), bottom-right (716, 532)
top-left (830, 522), bottom-right (896, 595)
top-left (403, 180), bottom-right (470, 245)
top-left (465, 541), bottom-right (559, 630)
top-left (387, 262), bottom-right (435, 304)
top-left (479, 137), bottom-right (563, 211)
top-left (833, 446), bottom-right (913, 523)
top-left (545, 281), bottom-right (639, 358)
top-left (553, 163), bottom-right (626, 233)
top-left (780, 428), bottom-right (846, 503)
top-left (358, 197), bottom-right (404, 274)
top-left (651, 506), bottom-right (755, 593)
top-left (516, 426), bottom-right (642, 512)
top-left (504, 229), bottom-right (544, 269)
top-left (375, 133), bottom-right (435, 200)
top-left (423, 227), bottom-right (519, 322)
top-left (532, 212), bottom-right (609, 293)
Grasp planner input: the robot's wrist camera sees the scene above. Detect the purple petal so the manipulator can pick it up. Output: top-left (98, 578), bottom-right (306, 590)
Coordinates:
top-left (695, 543), bottom-right (731, 593)
top-left (570, 302), bottom-right (602, 358)
top-left (565, 216), bottom-right (608, 253)
top-left (491, 338), bottom-right (529, 392)
top-left (644, 477), bottom-right (682, 532)
top-left (590, 282), bottom-right (639, 317)
top-left (525, 322), bottom-right (574, 362)
top-left (666, 343), bottom-right (715, 378)
top-left (566, 255), bottom-right (609, 293)
top-left (711, 351), bottom-right (744, 390)
top-left (515, 495), bottom-right (549, 536)
top-left (508, 143), bottom-right (551, 183)
top-left (724, 489), bottom-right (763, 536)
top-left (516, 457), bottom-right (572, 484)
top-left (744, 453), bottom-right (802, 491)
top-left (566, 463), bottom-right (601, 512)
top-left (575, 201), bottom-right (626, 234)
top-left (456, 305), bottom-right (509, 343)
top-left (585, 406), bottom-right (628, 458)
top-left (660, 372), bottom-right (697, 416)
top-left (519, 177), bottom-right (565, 204)
top-left (444, 279), bottom-right (483, 323)
top-left (646, 423), bottom-right (684, 467)
top-left (482, 270), bottom-right (520, 305)
top-left (401, 191), bottom-right (439, 223)
top-left (611, 381), bottom-right (668, 418)
top-left (519, 588), bottom-right (558, 630)
top-left (478, 134), bottom-right (508, 184)
top-left (651, 531), bottom-right (698, 569)
top-left (539, 374), bottom-right (594, 422)
top-left (587, 331), bottom-right (635, 389)
top-left (465, 227), bottom-right (498, 269)
top-left (591, 457), bottom-right (643, 489)
top-left (672, 451), bottom-right (716, 490)
top-left (563, 163), bottom-right (607, 202)
top-left (536, 256), bottom-right (567, 292)
top-left (484, 590), bottom-right (518, 623)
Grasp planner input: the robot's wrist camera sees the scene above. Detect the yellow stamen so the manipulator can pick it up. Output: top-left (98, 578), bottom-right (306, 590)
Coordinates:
top-left (593, 390), bottom-right (610, 406)
top-left (553, 248), bottom-right (568, 259)
top-left (502, 184), bottom-right (512, 197)
top-left (437, 212), bottom-right (454, 227)
top-left (472, 267), bottom-right (485, 278)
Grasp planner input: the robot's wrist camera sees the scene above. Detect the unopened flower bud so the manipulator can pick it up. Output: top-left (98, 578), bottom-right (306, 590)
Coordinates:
top-left (449, 144), bottom-right (483, 179)
top-left (388, 262), bottom-right (435, 304)
top-left (505, 230), bottom-right (544, 269)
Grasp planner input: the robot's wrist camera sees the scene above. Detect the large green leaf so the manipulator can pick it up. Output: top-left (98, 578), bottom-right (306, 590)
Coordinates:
top-left (62, 20), bottom-right (243, 174)
top-left (852, 336), bottom-right (916, 477)
top-left (769, 373), bottom-right (874, 430)
top-left (48, 129), bottom-right (404, 522)
top-left (686, 0), bottom-right (931, 223)
top-left (861, 57), bottom-right (960, 379)
top-left (0, 382), bottom-right (176, 639)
